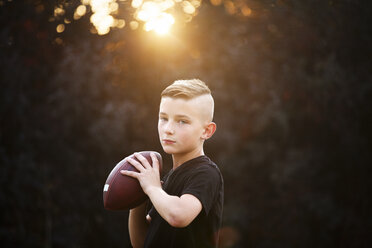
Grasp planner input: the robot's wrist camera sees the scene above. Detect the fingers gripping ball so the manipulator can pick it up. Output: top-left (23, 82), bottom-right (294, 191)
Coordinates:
top-left (103, 151), bottom-right (162, 211)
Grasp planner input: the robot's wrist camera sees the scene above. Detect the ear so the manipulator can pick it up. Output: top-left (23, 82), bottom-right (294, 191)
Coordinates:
top-left (202, 122), bottom-right (217, 140)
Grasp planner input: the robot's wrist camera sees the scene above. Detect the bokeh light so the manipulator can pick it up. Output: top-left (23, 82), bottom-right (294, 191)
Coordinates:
top-left (87, 0), bottom-right (119, 35)
top-left (54, 0), bottom-right (251, 35)
top-left (182, 1), bottom-right (195, 15)
top-left (210, 0), bottom-right (222, 6)
top-left (54, 6), bottom-right (65, 17)
top-left (56, 24), bottom-right (65, 33)
top-left (132, 0), bottom-right (143, 8)
top-left (74, 5), bottom-right (87, 20)
top-left (130, 21), bottom-right (139, 30)
top-left (241, 6), bottom-right (252, 16)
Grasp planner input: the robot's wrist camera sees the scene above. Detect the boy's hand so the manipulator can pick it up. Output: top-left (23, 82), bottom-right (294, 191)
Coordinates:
top-left (120, 152), bottom-right (162, 195)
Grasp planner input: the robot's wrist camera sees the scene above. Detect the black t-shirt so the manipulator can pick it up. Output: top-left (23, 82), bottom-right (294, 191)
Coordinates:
top-left (144, 155), bottom-right (224, 248)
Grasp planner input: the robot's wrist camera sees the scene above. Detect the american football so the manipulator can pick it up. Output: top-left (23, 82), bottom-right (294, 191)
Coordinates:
top-left (103, 151), bottom-right (162, 211)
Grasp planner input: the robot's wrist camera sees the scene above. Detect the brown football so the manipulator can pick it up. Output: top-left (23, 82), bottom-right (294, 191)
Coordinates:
top-left (103, 151), bottom-right (162, 211)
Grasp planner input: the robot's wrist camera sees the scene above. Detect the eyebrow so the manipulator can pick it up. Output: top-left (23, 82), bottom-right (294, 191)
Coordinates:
top-left (175, 115), bottom-right (191, 119)
top-left (159, 112), bottom-right (191, 119)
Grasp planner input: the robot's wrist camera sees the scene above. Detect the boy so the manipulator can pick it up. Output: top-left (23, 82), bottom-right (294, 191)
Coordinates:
top-left (120, 79), bottom-right (224, 248)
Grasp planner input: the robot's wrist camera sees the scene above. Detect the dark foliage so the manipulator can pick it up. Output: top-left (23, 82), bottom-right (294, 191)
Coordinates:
top-left (0, 0), bottom-right (371, 247)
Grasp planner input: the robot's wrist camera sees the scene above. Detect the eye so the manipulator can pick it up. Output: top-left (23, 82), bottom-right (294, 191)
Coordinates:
top-left (178, 119), bottom-right (189, 124)
top-left (159, 117), bottom-right (168, 122)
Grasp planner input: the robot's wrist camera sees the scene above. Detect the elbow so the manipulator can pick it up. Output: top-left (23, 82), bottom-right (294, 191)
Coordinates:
top-left (168, 217), bottom-right (189, 228)
top-left (131, 243), bottom-right (142, 248)
top-left (129, 235), bottom-right (146, 248)
top-left (167, 211), bottom-right (191, 228)
top-left (130, 238), bottom-right (144, 248)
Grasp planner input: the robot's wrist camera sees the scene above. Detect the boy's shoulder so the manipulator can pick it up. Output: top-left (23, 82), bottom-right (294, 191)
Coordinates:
top-left (182, 155), bottom-right (216, 168)
top-left (174, 155), bottom-right (222, 179)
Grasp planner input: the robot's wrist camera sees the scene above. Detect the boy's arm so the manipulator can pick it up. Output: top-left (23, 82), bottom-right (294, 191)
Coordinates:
top-left (121, 153), bottom-right (202, 228)
top-left (128, 200), bottom-right (149, 248)
top-left (147, 187), bottom-right (202, 228)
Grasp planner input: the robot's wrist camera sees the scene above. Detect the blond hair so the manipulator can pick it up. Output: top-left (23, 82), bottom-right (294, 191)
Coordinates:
top-left (161, 79), bottom-right (211, 99)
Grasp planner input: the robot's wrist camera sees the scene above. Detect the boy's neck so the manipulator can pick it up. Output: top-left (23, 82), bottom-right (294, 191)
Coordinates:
top-left (172, 148), bottom-right (205, 169)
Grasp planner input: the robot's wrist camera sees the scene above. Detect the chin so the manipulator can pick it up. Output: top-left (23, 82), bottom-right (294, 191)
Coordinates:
top-left (162, 146), bottom-right (188, 156)
top-left (161, 146), bottom-right (176, 155)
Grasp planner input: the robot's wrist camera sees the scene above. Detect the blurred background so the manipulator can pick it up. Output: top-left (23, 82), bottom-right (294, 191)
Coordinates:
top-left (1, 0), bottom-right (371, 247)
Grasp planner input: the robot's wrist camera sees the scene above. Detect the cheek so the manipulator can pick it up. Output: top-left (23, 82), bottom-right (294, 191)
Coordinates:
top-left (158, 122), bottom-right (163, 134)
top-left (179, 126), bottom-right (198, 139)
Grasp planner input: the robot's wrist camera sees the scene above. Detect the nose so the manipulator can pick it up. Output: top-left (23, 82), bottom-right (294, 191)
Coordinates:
top-left (164, 121), bottom-right (175, 135)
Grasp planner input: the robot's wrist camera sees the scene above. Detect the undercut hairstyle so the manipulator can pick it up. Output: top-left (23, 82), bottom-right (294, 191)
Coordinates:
top-left (161, 79), bottom-right (211, 99)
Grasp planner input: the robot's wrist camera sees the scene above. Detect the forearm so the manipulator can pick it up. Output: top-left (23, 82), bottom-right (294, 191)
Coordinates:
top-left (128, 201), bottom-right (149, 248)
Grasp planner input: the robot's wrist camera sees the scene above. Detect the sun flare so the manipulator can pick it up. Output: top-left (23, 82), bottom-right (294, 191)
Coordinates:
top-left (135, 0), bottom-right (175, 35)
top-left (143, 12), bottom-right (175, 35)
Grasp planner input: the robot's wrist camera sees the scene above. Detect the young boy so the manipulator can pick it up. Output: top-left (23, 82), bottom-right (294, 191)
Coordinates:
top-left (120, 79), bottom-right (224, 248)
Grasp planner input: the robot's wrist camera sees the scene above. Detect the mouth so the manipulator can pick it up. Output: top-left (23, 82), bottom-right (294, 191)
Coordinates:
top-left (162, 139), bottom-right (176, 144)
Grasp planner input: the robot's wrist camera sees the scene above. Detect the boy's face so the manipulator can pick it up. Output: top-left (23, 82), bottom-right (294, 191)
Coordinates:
top-left (158, 95), bottom-right (213, 156)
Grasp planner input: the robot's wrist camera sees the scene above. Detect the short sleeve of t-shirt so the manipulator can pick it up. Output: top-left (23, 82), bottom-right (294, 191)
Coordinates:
top-left (181, 165), bottom-right (221, 215)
